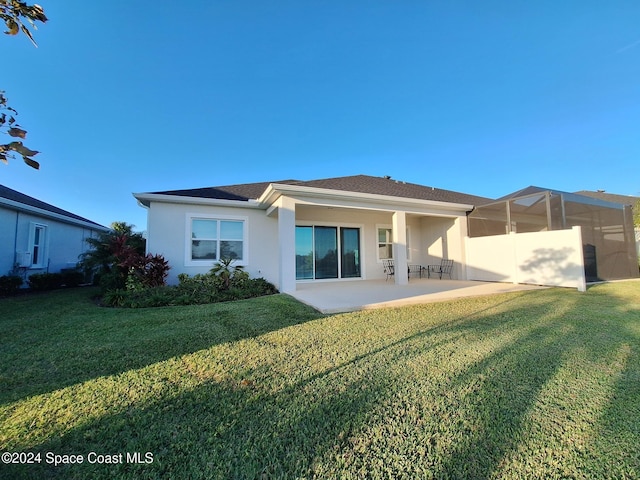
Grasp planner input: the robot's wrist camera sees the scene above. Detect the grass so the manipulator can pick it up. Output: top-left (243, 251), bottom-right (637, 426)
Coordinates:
top-left (1, 282), bottom-right (639, 479)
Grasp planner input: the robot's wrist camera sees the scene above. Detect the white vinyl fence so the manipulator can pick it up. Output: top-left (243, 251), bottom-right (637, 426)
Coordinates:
top-left (465, 226), bottom-right (586, 291)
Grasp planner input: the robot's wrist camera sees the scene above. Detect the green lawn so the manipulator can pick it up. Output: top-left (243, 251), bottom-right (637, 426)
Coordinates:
top-left (1, 282), bottom-right (639, 479)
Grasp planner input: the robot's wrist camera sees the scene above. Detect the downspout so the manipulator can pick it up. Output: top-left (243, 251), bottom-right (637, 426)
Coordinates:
top-left (466, 207), bottom-right (475, 235)
top-left (464, 207), bottom-right (475, 281)
top-left (13, 210), bottom-right (20, 269)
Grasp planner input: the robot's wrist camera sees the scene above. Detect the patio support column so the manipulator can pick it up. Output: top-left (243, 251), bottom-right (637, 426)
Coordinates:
top-left (392, 210), bottom-right (408, 285)
top-left (277, 196), bottom-right (297, 294)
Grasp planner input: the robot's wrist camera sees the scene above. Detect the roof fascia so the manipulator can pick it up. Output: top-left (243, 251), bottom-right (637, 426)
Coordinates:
top-left (0, 197), bottom-right (109, 231)
top-left (133, 192), bottom-right (263, 209)
top-left (258, 183), bottom-right (475, 212)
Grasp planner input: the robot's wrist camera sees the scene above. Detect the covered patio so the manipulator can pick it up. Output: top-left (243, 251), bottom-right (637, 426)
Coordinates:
top-left (291, 278), bottom-right (546, 313)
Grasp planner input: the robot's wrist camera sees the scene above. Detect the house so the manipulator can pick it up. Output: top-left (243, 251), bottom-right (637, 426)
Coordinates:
top-left (0, 184), bottom-right (110, 280)
top-left (134, 175), bottom-right (639, 293)
top-left (134, 175), bottom-right (489, 292)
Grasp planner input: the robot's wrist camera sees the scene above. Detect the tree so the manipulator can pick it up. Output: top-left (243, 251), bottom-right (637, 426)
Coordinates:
top-left (1, 1), bottom-right (47, 169)
top-left (80, 222), bottom-right (146, 289)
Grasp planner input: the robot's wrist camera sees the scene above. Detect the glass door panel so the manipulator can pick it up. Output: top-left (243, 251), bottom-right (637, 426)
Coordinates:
top-left (295, 226), bottom-right (314, 280)
top-left (340, 227), bottom-right (361, 278)
top-left (314, 227), bottom-right (338, 279)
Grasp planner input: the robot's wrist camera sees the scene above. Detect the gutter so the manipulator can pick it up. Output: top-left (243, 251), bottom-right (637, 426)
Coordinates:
top-left (259, 183), bottom-right (476, 212)
top-left (0, 197), bottom-right (109, 231)
top-left (133, 183), bottom-right (476, 214)
top-left (133, 192), bottom-right (263, 209)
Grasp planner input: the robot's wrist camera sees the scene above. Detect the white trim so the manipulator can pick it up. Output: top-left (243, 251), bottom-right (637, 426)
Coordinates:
top-left (134, 185), bottom-right (475, 214)
top-left (294, 222), bottom-right (365, 281)
top-left (376, 224), bottom-right (393, 262)
top-left (28, 222), bottom-right (48, 269)
top-left (134, 193), bottom-right (262, 209)
top-left (184, 213), bottom-right (249, 267)
top-left (376, 224), bottom-right (412, 262)
top-left (259, 183), bottom-right (475, 212)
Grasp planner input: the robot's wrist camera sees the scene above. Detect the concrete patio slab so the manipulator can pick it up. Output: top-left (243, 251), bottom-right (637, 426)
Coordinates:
top-left (291, 279), bottom-right (547, 313)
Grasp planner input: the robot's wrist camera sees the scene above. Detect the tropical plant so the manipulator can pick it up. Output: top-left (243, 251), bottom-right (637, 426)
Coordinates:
top-left (80, 222), bottom-right (146, 290)
top-left (210, 258), bottom-right (245, 290)
top-left (121, 253), bottom-right (170, 289)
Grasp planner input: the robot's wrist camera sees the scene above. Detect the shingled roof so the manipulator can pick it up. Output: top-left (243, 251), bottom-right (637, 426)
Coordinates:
top-left (0, 184), bottom-right (108, 229)
top-left (151, 175), bottom-right (492, 206)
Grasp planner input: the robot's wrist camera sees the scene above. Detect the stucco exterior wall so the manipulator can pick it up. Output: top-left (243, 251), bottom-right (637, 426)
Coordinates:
top-left (145, 198), bottom-right (470, 289)
top-left (146, 201), bottom-right (280, 286)
top-left (0, 207), bottom-right (18, 275)
top-left (465, 227), bottom-right (587, 291)
top-left (420, 216), bottom-right (466, 279)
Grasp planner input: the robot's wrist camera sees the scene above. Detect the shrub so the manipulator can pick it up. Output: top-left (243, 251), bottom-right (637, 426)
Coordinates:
top-left (122, 253), bottom-right (170, 288)
top-left (28, 273), bottom-right (63, 291)
top-left (101, 272), bottom-right (278, 308)
top-left (79, 222), bottom-right (147, 290)
top-left (210, 258), bottom-right (245, 290)
top-left (0, 275), bottom-right (23, 296)
top-left (60, 269), bottom-right (84, 287)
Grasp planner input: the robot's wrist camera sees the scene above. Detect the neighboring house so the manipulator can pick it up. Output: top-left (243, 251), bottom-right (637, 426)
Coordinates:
top-left (134, 175), bottom-right (639, 293)
top-left (0, 184), bottom-right (110, 280)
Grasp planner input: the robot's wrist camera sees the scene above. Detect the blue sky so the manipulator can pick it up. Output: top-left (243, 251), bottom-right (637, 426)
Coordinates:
top-left (3, 1), bottom-right (640, 230)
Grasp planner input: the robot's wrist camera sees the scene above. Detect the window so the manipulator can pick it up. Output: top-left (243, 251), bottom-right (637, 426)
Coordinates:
top-left (29, 223), bottom-right (48, 268)
top-left (378, 227), bottom-right (393, 260)
top-left (377, 226), bottom-right (411, 261)
top-left (187, 216), bottom-right (246, 265)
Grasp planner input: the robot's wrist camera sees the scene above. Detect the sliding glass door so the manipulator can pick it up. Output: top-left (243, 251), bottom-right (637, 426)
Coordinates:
top-left (295, 226), bottom-right (361, 280)
top-left (314, 227), bottom-right (338, 279)
top-left (341, 227), bottom-right (361, 278)
top-left (295, 226), bottom-right (314, 280)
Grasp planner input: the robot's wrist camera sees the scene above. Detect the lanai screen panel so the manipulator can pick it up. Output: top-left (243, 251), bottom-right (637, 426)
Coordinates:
top-left (468, 202), bottom-right (508, 237)
top-left (563, 194), bottom-right (636, 280)
top-left (508, 193), bottom-right (549, 233)
top-left (467, 189), bottom-right (639, 280)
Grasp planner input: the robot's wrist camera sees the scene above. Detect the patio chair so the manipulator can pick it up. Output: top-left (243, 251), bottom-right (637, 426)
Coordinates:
top-left (426, 259), bottom-right (454, 279)
top-left (383, 259), bottom-right (395, 281)
top-left (408, 264), bottom-right (423, 279)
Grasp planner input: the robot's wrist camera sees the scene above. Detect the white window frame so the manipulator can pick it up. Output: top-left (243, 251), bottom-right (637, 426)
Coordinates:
top-left (185, 213), bottom-right (248, 267)
top-left (376, 224), bottom-right (411, 262)
top-left (296, 221), bottom-right (365, 282)
top-left (376, 225), bottom-right (393, 262)
top-left (28, 222), bottom-right (48, 269)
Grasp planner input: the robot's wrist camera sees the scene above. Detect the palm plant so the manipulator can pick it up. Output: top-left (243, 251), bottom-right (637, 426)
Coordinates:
top-left (210, 258), bottom-right (244, 290)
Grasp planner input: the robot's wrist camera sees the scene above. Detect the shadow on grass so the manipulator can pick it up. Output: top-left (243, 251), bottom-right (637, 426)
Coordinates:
top-left (431, 287), bottom-right (640, 479)
top-left (0, 289), bottom-right (323, 405)
top-left (4, 285), bottom-right (640, 479)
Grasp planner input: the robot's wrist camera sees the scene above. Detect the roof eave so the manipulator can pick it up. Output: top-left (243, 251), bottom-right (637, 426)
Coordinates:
top-left (259, 183), bottom-right (475, 212)
top-left (133, 192), bottom-right (263, 209)
top-left (0, 197), bottom-right (109, 231)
